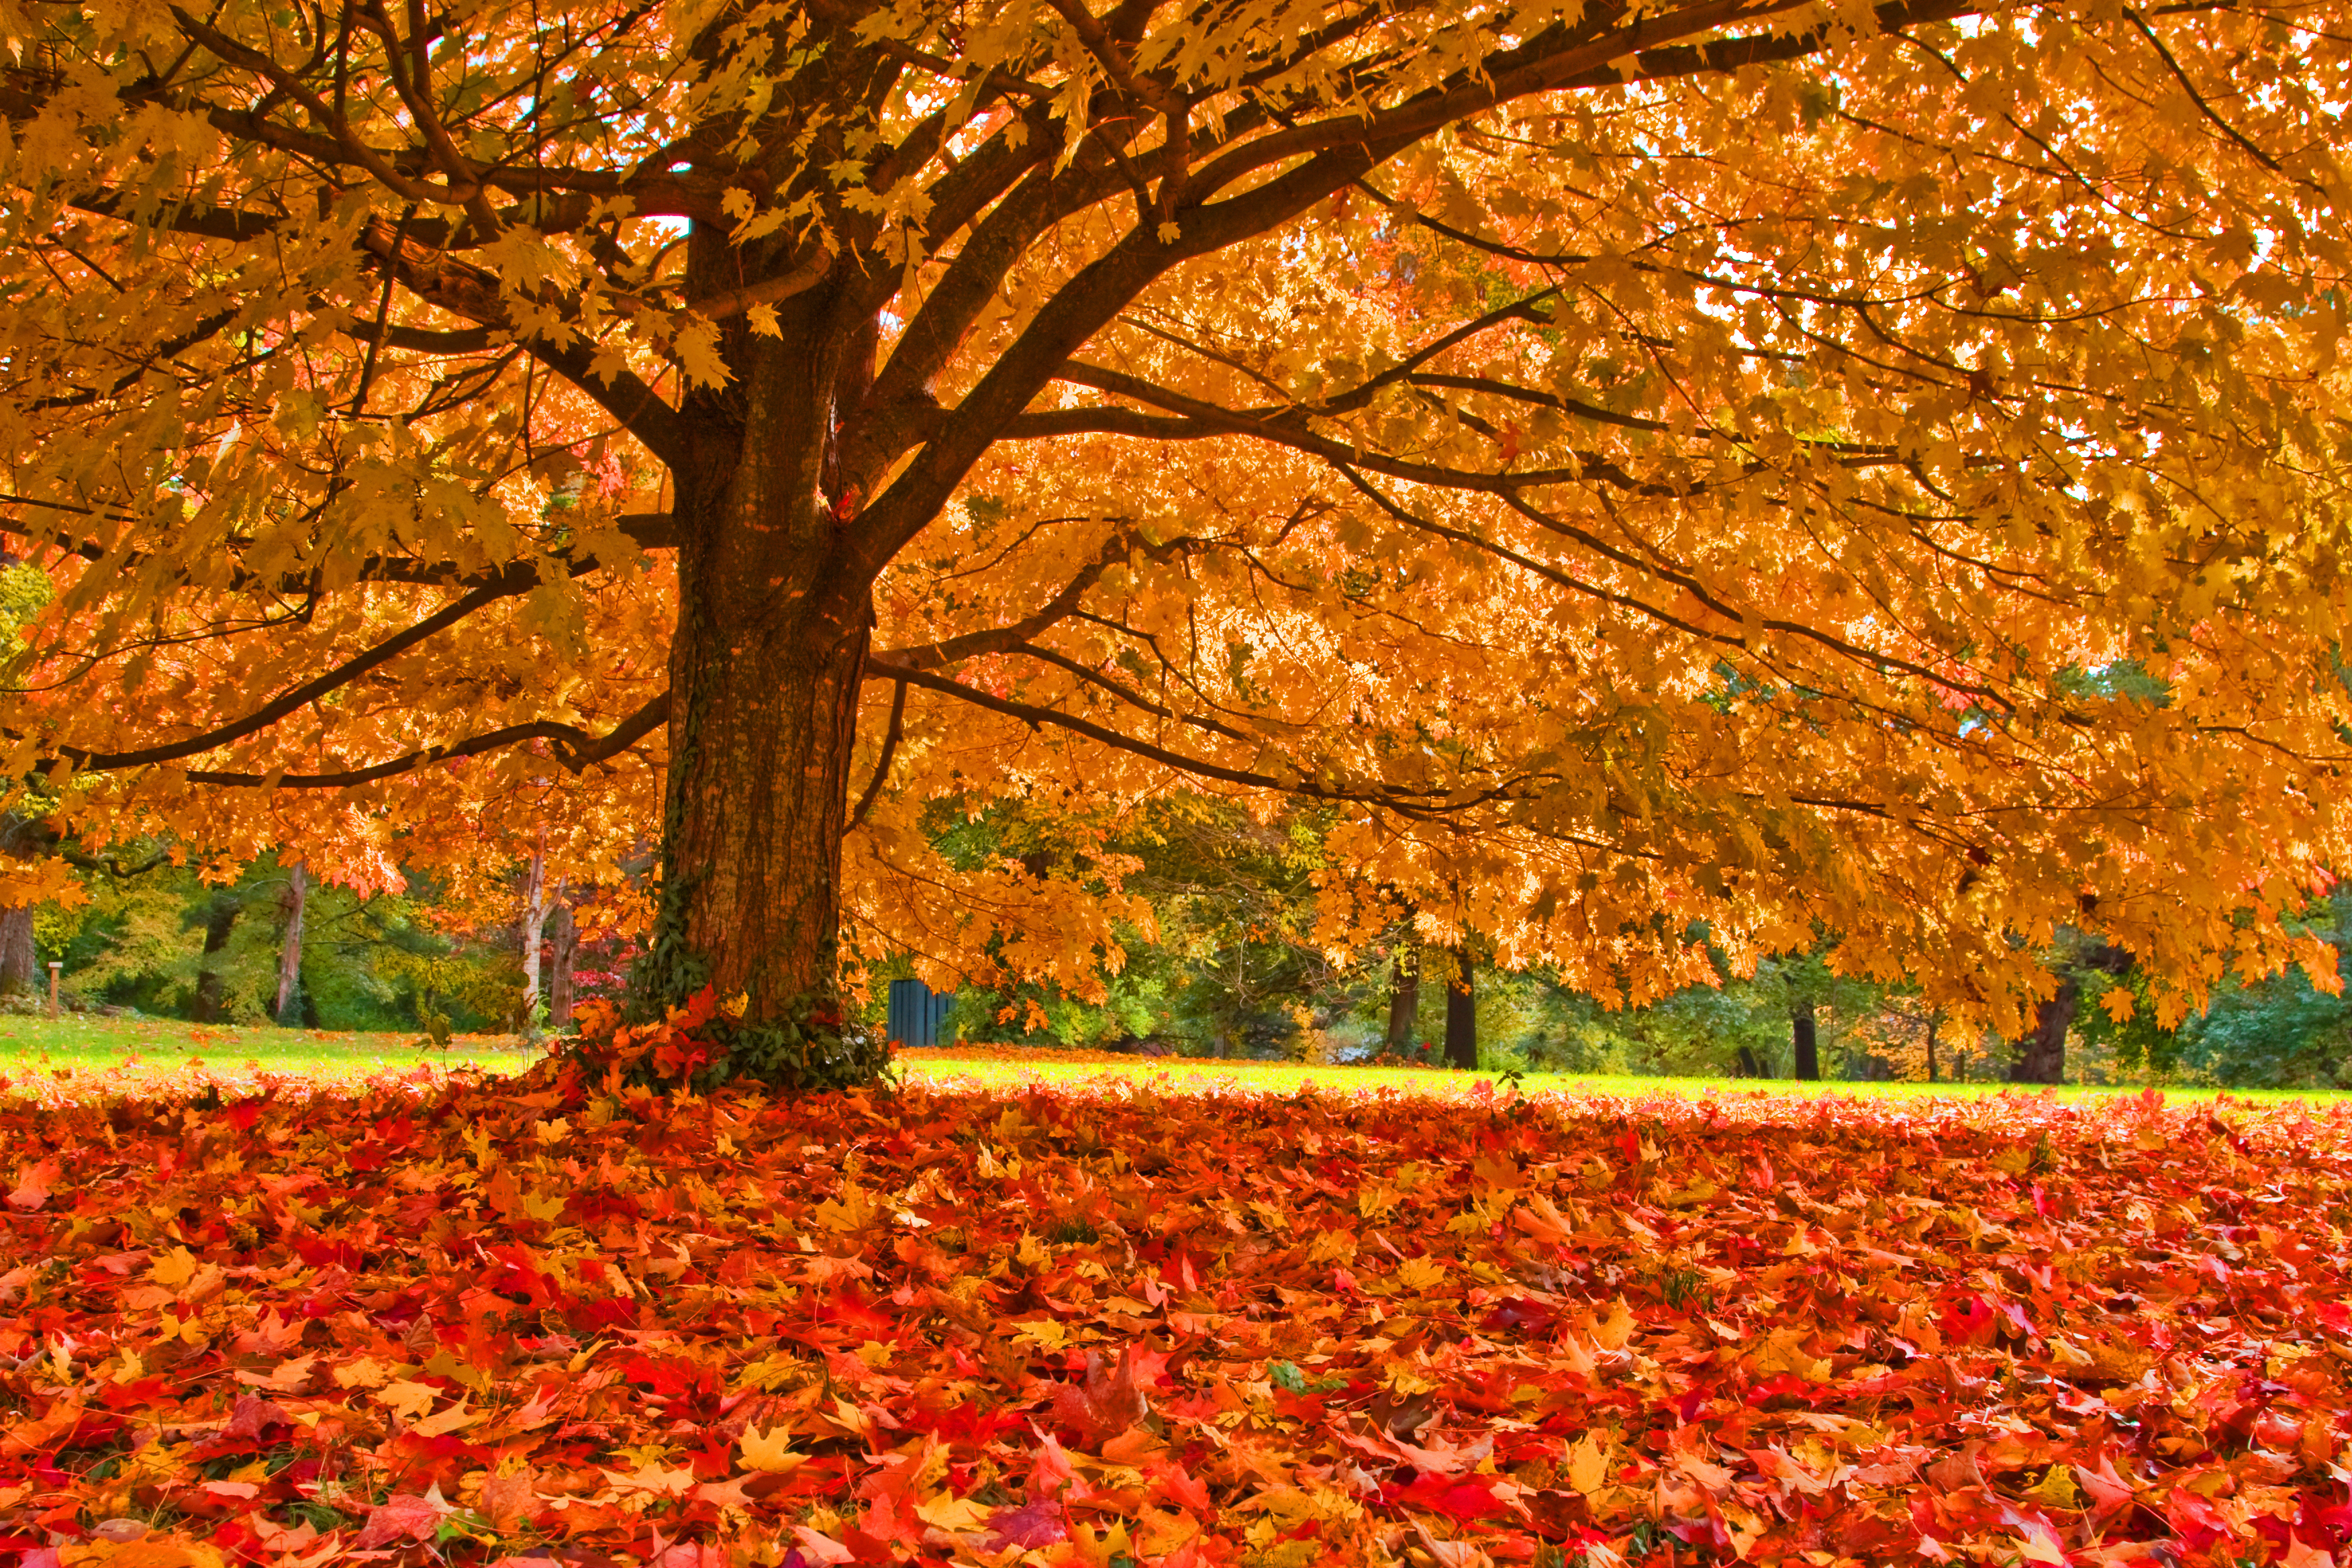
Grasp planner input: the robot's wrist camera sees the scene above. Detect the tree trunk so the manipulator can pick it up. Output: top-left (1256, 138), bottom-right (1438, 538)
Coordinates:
top-left (1444, 949), bottom-right (1476, 1069)
top-left (1924, 1010), bottom-right (1939, 1084)
top-left (191, 893), bottom-right (240, 1022)
top-left (636, 277), bottom-right (889, 1089)
top-left (548, 898), bottom-right (578, 1032)
top-left (0, 907), bottom-right (34, 997)
top-left (1732, 1043), bottom-right (1765, 1078)
top-left (275, 863), bottom-right (306, 1025)
top-left (1384, 944), bottom-right (1419, 1057)
top-left (520, 850), bottom-right (549, 1040)
top-left (2010, 976), bottom-right (2079, 1084)
top-left (1792, 1000), bottom-right (1820, 1081)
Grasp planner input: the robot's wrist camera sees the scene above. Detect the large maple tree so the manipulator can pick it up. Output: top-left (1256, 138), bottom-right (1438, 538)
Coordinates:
top-left (1, 0), bottom-right (2349, 1081)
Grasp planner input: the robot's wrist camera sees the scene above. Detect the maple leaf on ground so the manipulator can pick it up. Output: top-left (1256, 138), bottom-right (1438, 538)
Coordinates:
top-left (6, 1159), bottom-right (58, 1212)
top-left (221, 1393), bottom-right (289, 1442)
top-left (1050, 1345), bottom-right (1157, 1447)
top-left (736, 1426), bottom-right (805, 1473)
top-left (231, 1353), bottom-right (317, 1393)
top-left (477, 1473), bottom-right (540, 1532)
top-left (1408, 1520), bottom-right (1495, 1568)
top-left (981, 1501), bottom-right (1069, 1552)
top-left (352, 1491), bottom-right (457, 1549)
top-left (784, 1524), bottom-right (854, 1565)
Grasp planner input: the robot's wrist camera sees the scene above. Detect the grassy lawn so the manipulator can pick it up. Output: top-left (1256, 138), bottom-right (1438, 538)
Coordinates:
top-left (0, 1010), bottom-right (526, 1093)
top-left (0, 1010), bottom-right (2341, 1104)
top-left (902, 1045), bottom-right (2352, 1103)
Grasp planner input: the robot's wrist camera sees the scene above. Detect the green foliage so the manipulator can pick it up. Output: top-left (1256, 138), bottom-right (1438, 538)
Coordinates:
top-left (46, 856), bottom-right (518, 1034)
top-left (938, 797), bottom-right (1367, 1059)
top-left (2076, 893), bottom-right (2352, 1089)
top-left (1502, 948), bottom-right (1894, 1079)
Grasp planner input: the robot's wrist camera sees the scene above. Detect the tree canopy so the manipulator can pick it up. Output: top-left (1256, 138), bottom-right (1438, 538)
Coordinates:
top-left (2, 0), bottom-right (2349, 1080)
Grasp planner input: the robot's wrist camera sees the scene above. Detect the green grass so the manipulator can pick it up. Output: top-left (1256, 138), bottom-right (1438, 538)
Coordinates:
top-left (0, 1012), bottom-right (2341, 1103)
top-left (898, 1050), bottom-right (2352, 1103)
top-left (0, 1010), bottom-right (528, 1092)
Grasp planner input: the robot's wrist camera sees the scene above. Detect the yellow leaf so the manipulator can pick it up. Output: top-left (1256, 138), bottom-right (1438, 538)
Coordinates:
top-left (914, 1493), bottom-right (991, 1531)
top-left (1565, 1430), bottom-right (1612, 1494)
top-left (2020, 1465), bottom-right (2080, 1512)
top-left (2018, 1526), bottom-right (2068, 1566)
top-left (601, 1462), bottom-right (698, 1498)
top-left (738, 1426), bottom-right (806, 1474)
top-left (375, 1380), bottom-right (440, 1420)
top-left (1590, 1297), bottom-right (1634, 1351)
top-left (150, 1248), bottom-right (198, 1289)
top-left (814, 1183), bottom-right (877, 1232)
top-left (1066, 1518), bottom-right (1134, 1568)
top-left (408, 1397), bottom-right (481, 1437)
top-left (333, 1357), bottom-right (393, 1390)
top-left (1394, 1256), bottom-right (1447, 1293)
top-left (1014, 1318), bottom-right (1071, 1352)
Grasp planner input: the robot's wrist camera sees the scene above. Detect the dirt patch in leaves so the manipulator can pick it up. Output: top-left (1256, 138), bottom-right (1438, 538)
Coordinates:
top-left (1, 1069), bottom-right (2349, 1568)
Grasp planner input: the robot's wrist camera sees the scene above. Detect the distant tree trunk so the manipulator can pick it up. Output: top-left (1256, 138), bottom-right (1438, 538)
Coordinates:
top-left (191, 893), bottom-right (240, 1022)
top-left (1732, 1043), bottom-right (1765, 1078)
top-left (1384, 944), bottom-right (1419, 1057)
top-left (1792, 1000), bottom-right (1821, 1081)
top-left (548, 898), bottom-right (579, 1032)
top-left (1924, 1010), bottom-right (1940, 1084)
top-left (0, 908), bottom-right (34, 997)
top-left (1444, 949), bottom-right (1476, 1069)
top-left (274, 863), bottom-right (306, 1025)
top-left (520, 848), bottom-right (548, 1040)
top-left (2010, 977), bottom-right (2080, 1084)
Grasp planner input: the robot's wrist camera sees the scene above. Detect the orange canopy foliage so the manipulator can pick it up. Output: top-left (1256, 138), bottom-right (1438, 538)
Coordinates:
top-left (1, 0), bottom-right (2349, 1030)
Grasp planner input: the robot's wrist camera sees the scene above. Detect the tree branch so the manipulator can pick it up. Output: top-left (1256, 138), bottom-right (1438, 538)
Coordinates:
top-left (36, 573), bottom-right (534, 773)
top-left (863, 656), bottom-right (1522, 818)
top-left (846, 678), bottom-right (905, 833)
top-left (175, 689), bottom-right (671, 788)
top-left (356, 217), bottom-right (691, 468)
top-left (876, 529), bottom-right (1187, 671)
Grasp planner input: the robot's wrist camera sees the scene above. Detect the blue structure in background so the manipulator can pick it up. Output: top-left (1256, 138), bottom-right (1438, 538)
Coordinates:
top-left (887, 978), bottom-right (955, 1048)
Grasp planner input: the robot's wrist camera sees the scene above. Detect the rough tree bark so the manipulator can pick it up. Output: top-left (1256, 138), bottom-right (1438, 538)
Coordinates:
top-left (1384, 944), bottom-right (1420, 1057)
top-left (2008, 979), bottom-right (2078, 1084)
top-left (632, 281), bottom-right (891, 1085)
top-left (275, 863), bottom-right (305, 1024)
top-left (1444, 949), bottom-right (1477, 1070)
top-left (0, 908), bottom-right (33, 998)
top-left (2009, 942), bottom-right (2128, 1084)
top-left (548, 899), bottom-right (578, 1032)
top-left (1792, 1000), bottom-right (1821, 1081)
top-left (191, 891), bottom-right (240, 1023)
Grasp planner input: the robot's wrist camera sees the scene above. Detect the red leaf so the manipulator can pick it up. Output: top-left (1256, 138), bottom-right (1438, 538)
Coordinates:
top-left (1048, 1345), bottom-right (1154, 1446)
top-left (353, 1492), bottom-right (456, 1549)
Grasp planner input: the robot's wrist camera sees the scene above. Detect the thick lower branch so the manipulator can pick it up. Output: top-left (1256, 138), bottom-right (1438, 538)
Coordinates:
top-left (863, 656), bottom-right (1518, 818)
top-left (175, 691), bottom-right (671, 788)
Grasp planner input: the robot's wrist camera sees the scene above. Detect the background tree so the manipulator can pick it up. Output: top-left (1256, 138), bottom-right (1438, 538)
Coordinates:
top-left (274, 861), bottom-right (305, 1024)
top-left (1444, 947), bottom-right (1479, 1071)
top-left (1791, 999), bottom-right (1821, 1083)
top-left (1383, 941), bottom-right (1421, 1061)
top-left (4, 0), bottom-right (2352, 1087)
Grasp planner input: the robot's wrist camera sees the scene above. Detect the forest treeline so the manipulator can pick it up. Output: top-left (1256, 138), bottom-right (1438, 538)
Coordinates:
top-left (17, 795), bottom-right (2352, 1089)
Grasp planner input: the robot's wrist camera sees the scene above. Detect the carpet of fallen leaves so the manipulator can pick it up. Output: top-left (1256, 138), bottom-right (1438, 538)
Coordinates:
top-left (3, 1052), bottom-right (2352, 1568)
